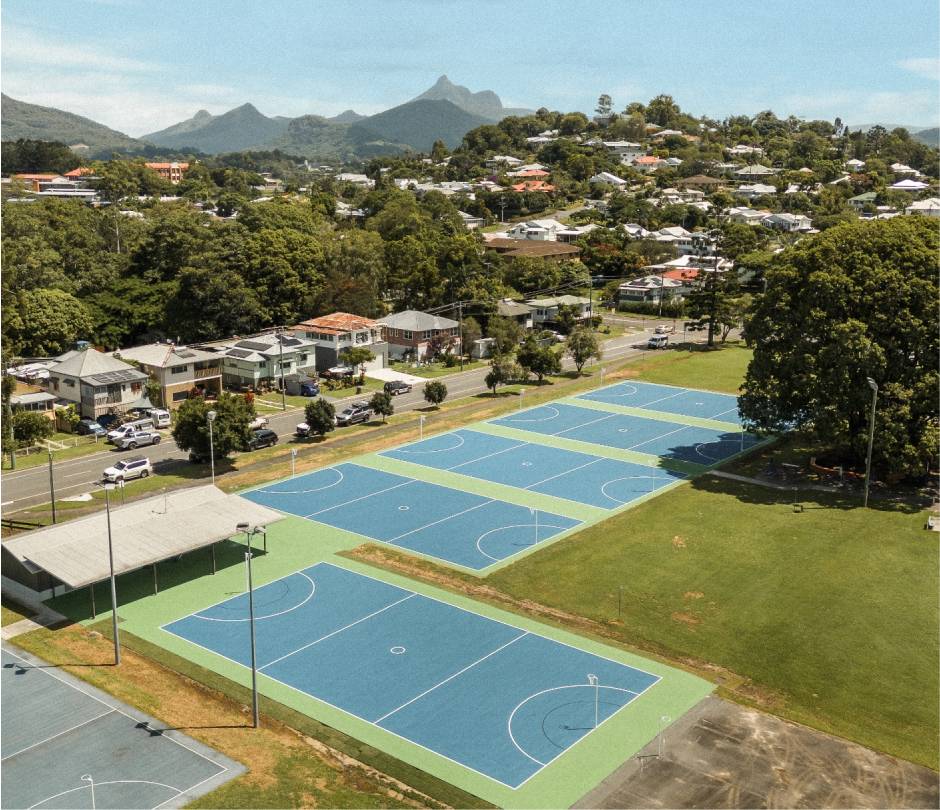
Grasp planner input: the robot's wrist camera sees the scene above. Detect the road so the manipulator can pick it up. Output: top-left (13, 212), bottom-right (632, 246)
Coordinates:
top-left (1, 322), bottom-right (674, 512)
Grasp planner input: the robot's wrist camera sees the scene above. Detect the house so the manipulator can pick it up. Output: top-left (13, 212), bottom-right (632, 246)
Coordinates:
top-left (144, 162), bottom-right (189, 184)
top-left (848, 191), bottom-right (877, 211)
top-left (632, 155), bottom-right (665, 174)
top-left (526, 295), bottom-right (593, 326)
top-left (381, 310), bottom-right (461, 360)
top-left (208, 333), bottom-right (318, 390)
top-left (114, 343), bottom-right (223, 409)
top-left (602, 141), bottom-right (644, 163)
top-left (335, 173), bottom-right (375, 188)
top-left (623, 222), bottom-right (652, 239)
top-left (734, 183), bottom-right (777, 200)
top-left (334, 200), bottom-right (366, 219)
top-left (293, 312), bottom-right (387, 372)
top-left (727, 206), bottom-right (771, 225)
top-left (505, 219), bottom-right (566, 241)
top-left (905, 197), bottom-right (940, 216)
top-left (457, 210), bottom-right (484, 230)
top-left (11, 173), bottom-right (59, 191)
top-left (510, 179), bottom-right (555, 192)
top-left (734, 164), bottom-right (777, 180)
top-left (45, 348), bottom-right (149, 420)
top-left (657, 187), bottom-right (705, 205)
top-left (10, 392), bottom-right (58, 418)
top-left (507, 168), bottom-right (550, 179)
top-left (663, 157), bottom-right (683, 168)
top-left (483, 237), bottom-right (582, 262)
top-left (588, 171), bottom-right (627, 187)
top-left (617, 275), bottom-right (685, 303)
top-left (726, 144), bottom-right (765, 158)
top-left (890, 178), bottom-right (929, 192)
top-left (677, 174), bottom-right (725, 190)
top-left (556, 223), bottom-right (600, 243)
top-left (653, 226), bottom-right (695, 254)
top-left (889, 163), bottom-right (921, 177)
top-left (485, 155), bottom-right (523, 169)
top-left (845, 158), bottom-right (866, 172)
top-left (497, 299), bottom-right (534, 329)
top-left (761, 212), bottom-right (814, 232)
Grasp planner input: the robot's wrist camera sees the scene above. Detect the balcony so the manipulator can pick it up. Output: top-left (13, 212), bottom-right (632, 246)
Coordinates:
top-left (193, 365), bottom-right (222, 379)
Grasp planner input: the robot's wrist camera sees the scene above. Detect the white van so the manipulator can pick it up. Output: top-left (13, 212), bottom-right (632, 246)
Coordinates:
top-left (107, 417), bottom-right (155, 444)
top-left (647, 334), bottom-right (669, 349)
top-left (148, 409), bottom-right (171, 428)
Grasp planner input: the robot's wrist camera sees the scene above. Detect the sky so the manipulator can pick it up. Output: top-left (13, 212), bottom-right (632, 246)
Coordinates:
top-left (2, 0), bottom-right (938, 137)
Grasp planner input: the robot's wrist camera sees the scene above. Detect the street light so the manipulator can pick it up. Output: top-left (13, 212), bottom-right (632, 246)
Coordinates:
top-left (207, 410), bottom-right (217, 485)
top-left (237, 522), bottom-right (261, 728)
top-left (100, 482), bottom-right (120, 665)
top-left (863, 378), bottom-right (879, 508)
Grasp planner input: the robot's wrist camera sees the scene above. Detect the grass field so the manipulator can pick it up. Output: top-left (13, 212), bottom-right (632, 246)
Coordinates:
top-left (2, 434), bottom-right (109, 472)
top-left (1, 597), bottom-right (31, 626)
top-left (619, 342), bottom-right (752, 394)
top-left (389, 359), bottom-right (486, 379)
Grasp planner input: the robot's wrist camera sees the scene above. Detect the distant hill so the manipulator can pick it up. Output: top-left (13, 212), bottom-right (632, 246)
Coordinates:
top-left (329, 109), bottom-right (367, 124)
top-left (142, 103), bottom-right (289, 153)
top-left (912, 127), bottom-right (939, 147)
top-left (412, 75), bottom-right (533, 120)
top-left (1, 94), bottom-right (148, 156)
top-left (351, 98), bottom-right (491, 152)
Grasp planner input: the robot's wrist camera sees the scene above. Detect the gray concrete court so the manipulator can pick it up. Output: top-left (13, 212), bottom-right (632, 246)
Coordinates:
top-left (1, 644), bottom-right (243, 809)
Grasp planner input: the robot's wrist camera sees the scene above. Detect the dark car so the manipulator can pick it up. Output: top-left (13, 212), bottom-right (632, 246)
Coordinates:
top-left (247, 428), bottom-right (278, 450)
top-left (76, 418), bottom-right (107, 437)
top-left (336, 401), bottom-right (372, 426)
top-left (300, 381), bottom-right (320, 397)
top-left (383, 380), bottom-right (412, 396)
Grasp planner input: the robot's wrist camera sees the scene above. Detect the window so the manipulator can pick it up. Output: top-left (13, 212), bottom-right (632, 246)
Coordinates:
top-left (402, 330), bottom-right (413, 340)
top-left (172, 391), bottom-right (189, 402)
top-left (65, 379), bottom-right (75, 387)
top-left (170, 365), bottom-right (188, 375)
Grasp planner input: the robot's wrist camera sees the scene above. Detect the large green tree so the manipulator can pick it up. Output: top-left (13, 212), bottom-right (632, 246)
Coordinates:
top-left (172, 393), bottom-right (254, 462)
top-left (740, 217), bottom-right (939, 478)
top-left (4, 288), bottom-right (93, 356)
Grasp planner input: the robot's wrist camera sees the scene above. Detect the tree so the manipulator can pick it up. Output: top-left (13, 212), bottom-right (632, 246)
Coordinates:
top-left (369, 391), bottom-right (394, 423)
top-left (423, 380), bottom-right (448, 408)
top-left (486, 316), bottom-right (523, 356)
top-left (517, 336), bottom-right (561, 383)
top-left (595, 94), bottom-right (613, 117)
top-left (566, 327), bottom-right (602, 375)
top-left (3, 288), bottom-right (93, 356)
top-left (461, 316), bottom-right (482, 356)
top-left (484, 356), bottom-right (521, 394)
top-left (554, 303), bottom-right (579, 335)
top-left (304, 398), bottom-right (336, 437)
top-left (685, 268), bottom-right (741, 348)
top-left (172, 392), bottom-right (253, 462)
top-left (12, 411), bottom-right (54, 448)
top-left (339, 346), bottom-right (376, 384)
top-left (740, 217), bottom-right (939, 479)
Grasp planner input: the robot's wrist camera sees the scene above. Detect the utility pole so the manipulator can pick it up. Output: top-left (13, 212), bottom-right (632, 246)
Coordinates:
top-left (278, 330), bottom-right (286, 411)
top-left (458, 301), bottom-right (464, 371)
top-left (48, 449), bottom-right (57, 524)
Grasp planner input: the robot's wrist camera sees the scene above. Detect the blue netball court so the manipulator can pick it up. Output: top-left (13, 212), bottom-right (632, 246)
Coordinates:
top-left (382, 429), bottom-right (685, 509)
top-left (577, 380), bottom-right (743, 424)
top-left (163, 563), bottom-right (659, 789)
top-left (241, 463), bottom-right (579, 570)
top-left (491, 402), bottom-right (759, 464)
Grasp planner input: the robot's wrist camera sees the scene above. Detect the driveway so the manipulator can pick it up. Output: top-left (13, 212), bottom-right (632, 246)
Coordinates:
top-left (368, 367), bottom-right (427, 385)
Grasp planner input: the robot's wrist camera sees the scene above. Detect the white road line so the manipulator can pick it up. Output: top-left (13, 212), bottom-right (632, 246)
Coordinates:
top-left (374, 632), bottom-right (528, 724)
top-left (258, 594), bottom-right (416, 671)
top-left (1, 709), bottom-right (115, 761)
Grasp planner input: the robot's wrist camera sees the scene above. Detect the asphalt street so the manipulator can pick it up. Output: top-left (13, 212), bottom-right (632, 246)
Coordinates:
top-left (0, 320), bottom-right (679, 512)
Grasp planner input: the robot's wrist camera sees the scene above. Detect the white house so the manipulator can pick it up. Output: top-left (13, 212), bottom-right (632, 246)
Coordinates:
top-left (505, 219), bottom-right (566, 241)
top-left (602, 141), bottom-right (644, 163)
top-left (726, 144), bottom-right (765, 158)
top-left (652, 226), bottom-right (695, 254)
top-left (526, 295), bottom-right (593, 325)
top-left (889, 163), bottom-right (921, 177)
top-left (845, 158), bottom-right (866, 172)
top-left (890, 178), bottom-right (929, 192)
top-left (618, 275), bottom-right (685, 303)
top-left (45, 348), bottom-right (149, 420)
top-left (734, 164), bottom-right (777, 180)
top-left (623, 222), bottom-right (653, 239)
top-left (727, 206), bottom-right (771, 225)
top-left (210, 333), bottom-right (318, 390)
top-left (905, 197), bottom-right (940, 216)
top-left (457, 210), bottom-right (484, 229)
top-left (761, 212), bottom-right (814, 232)
top-left (485, 155), bottom-right (523, 168)
top-left (734, 183), bottom-right (777, 200)
top-left (588, 171), bottom-right (627, 187)
top-left (335, 173), bottom-right (374, 188)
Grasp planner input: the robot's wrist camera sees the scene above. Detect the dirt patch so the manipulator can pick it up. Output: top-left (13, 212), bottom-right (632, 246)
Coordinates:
top-left (672, 535), bottom-right (687, 549)
top-left (684, 591), bottom-right (705, 600)
top-left (671, 611), bottom-right (701, 626)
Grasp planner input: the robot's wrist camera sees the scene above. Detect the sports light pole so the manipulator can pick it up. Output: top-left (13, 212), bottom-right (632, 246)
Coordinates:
top-left (863, 378), bottom-right (879, 508)
top-left (101, 482), bottom-right (120, 665)
top-left (587, 674), bottom-right (599, 728)
top-left (207, 409), bottom-right (217, 485)
top-left (237, 521), bottom-right (260, 728)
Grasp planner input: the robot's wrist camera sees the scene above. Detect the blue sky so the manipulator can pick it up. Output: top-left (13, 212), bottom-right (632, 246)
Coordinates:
top-left (2, 0), bottom-right (938, 136)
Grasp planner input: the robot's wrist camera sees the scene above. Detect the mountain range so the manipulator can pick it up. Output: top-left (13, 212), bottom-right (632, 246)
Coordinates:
top-left (1, 76), bottom-right (533, 161)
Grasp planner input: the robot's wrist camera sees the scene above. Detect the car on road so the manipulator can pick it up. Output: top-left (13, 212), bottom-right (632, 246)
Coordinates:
top-left (383, 380), bottom-right (412, 396)
top-left (103, 456), bottom-right (152, 482)
top-left (335, 401), bottom-right (372, 426)
top-left (76, 419), bottom-right (107, 437)
top-left (647, 334), bottom-right (669, 349)
top-left (115, 430), bottom-right (162, 451)
top-left (655, 324), bottom-right (675, 335)
top-left (107, 418), bottom-right (154, 444)
top-left (247, 428), bottom-right (278, 450)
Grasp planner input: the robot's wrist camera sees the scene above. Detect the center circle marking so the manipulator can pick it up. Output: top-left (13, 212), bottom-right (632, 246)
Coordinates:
top-left (390, 646), bottom-right (406, 655)
top-left (618, 428), bottom-right (630, 433)
top-left (398, 505), bottom-right (410, 511)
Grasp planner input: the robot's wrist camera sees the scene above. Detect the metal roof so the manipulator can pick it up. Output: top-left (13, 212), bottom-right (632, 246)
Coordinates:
top-left (3, 485), bottom-right (282, 589)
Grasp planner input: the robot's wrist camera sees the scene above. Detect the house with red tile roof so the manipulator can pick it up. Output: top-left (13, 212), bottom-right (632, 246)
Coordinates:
top-left (293, 312), bottom-right (388, 372)
top-left (510, 179), bottom-right (555, 192)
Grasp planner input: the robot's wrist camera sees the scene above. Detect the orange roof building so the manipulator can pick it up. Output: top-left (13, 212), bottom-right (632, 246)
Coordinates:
top-left (511, 180), bottom-right (556, 193)
top-left (145, 161), bottom-right (190, 184)
top-left (64, 167), bottom-right (95, 178)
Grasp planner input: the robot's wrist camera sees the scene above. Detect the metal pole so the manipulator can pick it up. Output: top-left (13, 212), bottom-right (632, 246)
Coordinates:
top-left (81, 775), bottom-right (96, 810)
top-left (458, 301), bottom-right (464, 371)
top-left (419, 415), bottom-right (425, 441)
top-left (659, 715), bottom-right (671, 757)
top-left (152, 563), bottom-right (158, 595)
top-left (279, 332), bottom-right (286, 411)
top-left (588, 674), bottom-right (599, 728)
top-left (208, 417), bottom-right (215, 485)
top-left (864, 380), bottom-right (879, 508)
top-left (48, 450), bottom-right (56, 524)
top-left (291, 448), bottom-right (297, 478)
top-left (658, 269), bottom-right (664, 317)
top-left (89, 584), bottom-right (96, 619)
top-left (245, 541), bottom-right (260, 728)
top-left (104, 487), bottom-right (120, 665)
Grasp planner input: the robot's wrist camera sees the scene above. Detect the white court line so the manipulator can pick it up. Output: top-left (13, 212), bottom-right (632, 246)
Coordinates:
top-left (626, 421), bottom-right (694, 451)
top-left (192, 572), bottom-right (317, 623)
top-left (523, 457), bottom-right (604, 490)
top-left (253, 467), bottom-right (344, 496)
top-left (475, 523), bottom-right (570, 562)
top-left (599, 475), bottom-right (679, 505)
top-left (393, 433), bottom-right (466, 455)
top-left (258, 594), bottom-right (416, 671)
top-left (1, 648), bottom-right (228, 774)
top-left (29, 779), bottom-right (182, 809)
top-left (374, 632), bottom-right (528, 723)
top-left (390, 499), bottom-right (494, 542)
top-left (706, 406), bottom-right (740, 421)
top-left (502, 405), bottom-right (561, 423)
top-left (446, 441), bottom-right (527, 472)
top-left (2, 709), bottom-right (115, 761)
top-left (552, 411), bottom-right (618, 437)
top-left (303, 478), bottom-right (415, 518)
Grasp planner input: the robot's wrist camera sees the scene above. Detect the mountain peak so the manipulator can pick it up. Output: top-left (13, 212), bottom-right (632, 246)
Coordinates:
top-left (193, 109), bottom-right (212, 121)
top-left (412, 76), bottom-right (532, 122)
top-left (434, 74), bottom-right (452, 86)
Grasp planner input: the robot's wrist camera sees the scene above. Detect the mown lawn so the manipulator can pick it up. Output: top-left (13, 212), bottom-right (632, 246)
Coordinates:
top-left (626, 341), bottom-right (752, 393)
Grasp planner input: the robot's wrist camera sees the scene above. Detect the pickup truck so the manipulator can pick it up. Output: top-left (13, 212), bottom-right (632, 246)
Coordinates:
top-left (335, 401), bottom-right (372, 426)
top-left (115, 430), bottom-right (162, 450)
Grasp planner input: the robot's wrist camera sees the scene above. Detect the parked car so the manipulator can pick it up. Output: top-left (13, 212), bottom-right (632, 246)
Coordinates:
top-left (103, 456), bottom-right (152, 482)
top-left (247, 428), bottom-right (278, 450)
top-left (647, 334), bottom-right (669, 349)
top-left (655, 324), bottom-right (675, 335)
top-left (384, 380), bottom-right (412, 396)
top-left (295, 422), bottom-right (311, 438)
top-left (76, 419), bottom-right (107, 437)
top-left (107, 418), bottom-right (154, 444)
top-left (335, 401), bottom-right (372, 426)
top-left (249, 416), bottom-right (269, 431)
top-left (147, 408), bottom-right (172, 428)
top-left (300, 382), bottom-right (320, 397)
top-left (116, 430), bottom-right (162, 451)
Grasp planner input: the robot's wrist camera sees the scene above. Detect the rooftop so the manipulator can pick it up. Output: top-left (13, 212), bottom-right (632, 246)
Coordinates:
top-left (49, 348), bottom-right (147, 385)
top-left (296, 312), bottom-right (380, 335)
top-left (381, 310), bottom-right (459, 331)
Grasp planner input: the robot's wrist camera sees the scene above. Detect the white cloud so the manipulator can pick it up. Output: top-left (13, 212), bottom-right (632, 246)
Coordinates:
top-left (898, 57), bottom-right (940, 81)
top-left (2, 25), bottom-right (159, 73)
top-left (783, 89), bottom-right (939, 129)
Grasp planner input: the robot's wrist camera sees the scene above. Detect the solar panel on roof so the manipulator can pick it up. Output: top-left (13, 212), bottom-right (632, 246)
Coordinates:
top-left (86, 369), bottom-right (143, 385)
top-left (235, 340), bottom-right (270, 351)
top-left (226, 349), bottom-right (252, 359)
top-left (280, 337), bottom-right (301, 346)
top-left (175, 350), bottom-right (196, 358)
